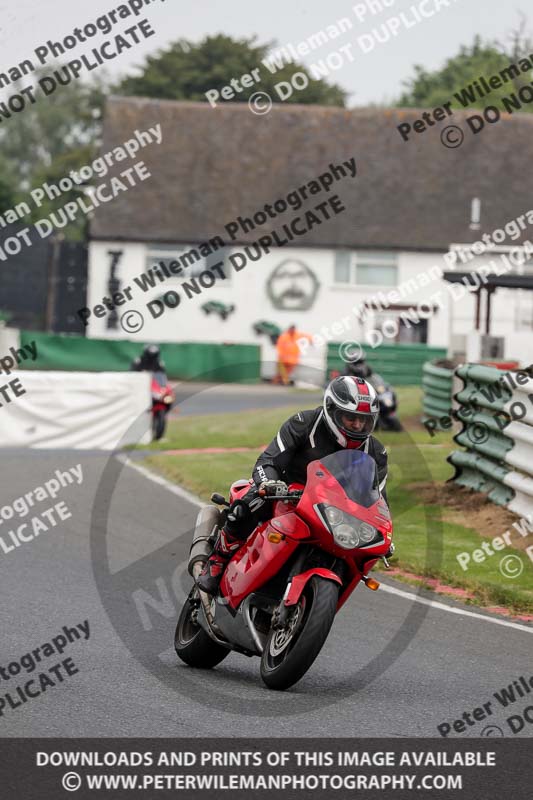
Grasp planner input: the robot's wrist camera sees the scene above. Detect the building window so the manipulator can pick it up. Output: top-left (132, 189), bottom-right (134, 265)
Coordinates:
top-left (356, 252), bottom-right (398, 286)
top-left (334, 251), bottom-right (398, 286)
top-left (205, 248), bottom-right (232, 282)
top-left (334, 250), bottom-right (351, 283)
top-left (145, 244), bottom-right (231, 284)
top-left (374, 311), bottom-right (428, 343)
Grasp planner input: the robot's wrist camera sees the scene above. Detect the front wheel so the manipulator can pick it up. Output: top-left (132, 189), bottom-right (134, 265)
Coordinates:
top-left (152, 409), bottom-right (166, 440)
top-left (260, 577), bottom-right (338, 691)
top-left (174, 592), bottom-right (229, 669)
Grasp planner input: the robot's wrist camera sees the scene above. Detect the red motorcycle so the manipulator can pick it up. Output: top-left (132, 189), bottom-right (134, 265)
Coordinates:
top-left (151, 371), bottom-right (175, 440)
top-left (175, 449), bottom-right (393, 690)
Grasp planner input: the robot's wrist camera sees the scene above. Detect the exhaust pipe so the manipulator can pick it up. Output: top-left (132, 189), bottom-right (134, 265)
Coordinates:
top-left (188, 505), bottom-right (221, 576)
top-left (188, 506), bottom-right (230, 636)
top-left (191, 561), bottom-right (216, 626)
top-left (188, 506), bottom-right (242, 652)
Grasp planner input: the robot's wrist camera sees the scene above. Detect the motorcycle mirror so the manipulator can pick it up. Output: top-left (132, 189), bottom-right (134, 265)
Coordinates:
top-left (211, 493), bottom-right (229, 507)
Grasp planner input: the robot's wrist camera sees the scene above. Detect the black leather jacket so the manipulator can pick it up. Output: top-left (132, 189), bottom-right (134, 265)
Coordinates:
top-left (252, 407), bottom-right (388, 500)
top-left (131, 356), bottom-right (165, 372)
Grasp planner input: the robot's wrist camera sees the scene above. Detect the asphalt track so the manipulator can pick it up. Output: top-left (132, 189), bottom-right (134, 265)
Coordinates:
top-left (2, 386), bottom-right (532, 739)
top-left (170, 382), bottom-right (323, 417)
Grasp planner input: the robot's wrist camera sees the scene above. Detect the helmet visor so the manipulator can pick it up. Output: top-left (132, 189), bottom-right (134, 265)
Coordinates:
top-left (333, 408), bottom-right (375, 439)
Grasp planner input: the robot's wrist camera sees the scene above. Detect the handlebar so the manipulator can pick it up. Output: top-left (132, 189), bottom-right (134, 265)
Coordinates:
top-left (258, 490), bottom-right (303, 500)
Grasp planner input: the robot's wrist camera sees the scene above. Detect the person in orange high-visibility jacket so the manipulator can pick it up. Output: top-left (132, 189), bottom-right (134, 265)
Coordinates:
top-left (275, 325), bottom-right (312, 385)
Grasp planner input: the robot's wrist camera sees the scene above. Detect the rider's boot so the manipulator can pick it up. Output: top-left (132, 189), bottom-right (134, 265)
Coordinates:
top-left (196, 507), bottom-right (245, 595)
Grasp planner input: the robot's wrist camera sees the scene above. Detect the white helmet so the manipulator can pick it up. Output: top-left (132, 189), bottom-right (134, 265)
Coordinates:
top-left (323, 376), bottom-right (379, 446)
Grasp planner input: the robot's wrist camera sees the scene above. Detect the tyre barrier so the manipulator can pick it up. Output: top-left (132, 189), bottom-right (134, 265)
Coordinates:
top-left (447, 363), bottom-right (533, 517)
top-left (421, 360), bottom-right (455, 428)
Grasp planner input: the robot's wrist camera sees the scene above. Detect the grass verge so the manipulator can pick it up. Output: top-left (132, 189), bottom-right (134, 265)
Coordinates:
top-left (142, 386), bottom-right (533, 615)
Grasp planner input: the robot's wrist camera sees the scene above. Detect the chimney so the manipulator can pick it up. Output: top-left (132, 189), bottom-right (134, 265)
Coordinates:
top-left (469, 197), bottom-right (481, 230)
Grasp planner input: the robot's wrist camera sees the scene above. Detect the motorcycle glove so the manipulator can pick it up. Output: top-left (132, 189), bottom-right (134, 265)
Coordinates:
top-left (259, 479), bottom-right (289, 497)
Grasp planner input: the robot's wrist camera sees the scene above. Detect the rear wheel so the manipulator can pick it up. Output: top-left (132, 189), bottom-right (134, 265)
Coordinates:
top-left (174, 591), bottom-right (229, 669)
top-left (260, 577), bottom-right (338, 691)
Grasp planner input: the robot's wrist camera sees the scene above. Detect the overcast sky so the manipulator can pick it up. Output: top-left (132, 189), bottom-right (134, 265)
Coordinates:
top-left (0, 0), bottom-right (530, 105)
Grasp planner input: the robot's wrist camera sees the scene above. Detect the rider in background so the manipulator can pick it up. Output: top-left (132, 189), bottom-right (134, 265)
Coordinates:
top-left (343, 350), bottom-right (373, 380)
top-left (197, 375), bottom-right (389, 594)
top-left (131, 344), bottom-right (165, 373)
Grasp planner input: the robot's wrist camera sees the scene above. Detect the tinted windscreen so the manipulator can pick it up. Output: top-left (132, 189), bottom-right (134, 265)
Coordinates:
top-left (320, 450), bottom-right (380, 508)
top-left (152, 370), bottom-right (167, 386)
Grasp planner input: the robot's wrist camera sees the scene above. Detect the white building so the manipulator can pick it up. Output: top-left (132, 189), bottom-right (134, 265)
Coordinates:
top-left (88, 98), bottom-right (533, 368)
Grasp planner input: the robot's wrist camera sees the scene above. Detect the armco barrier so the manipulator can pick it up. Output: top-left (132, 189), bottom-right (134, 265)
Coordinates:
top-left (327, 343), bottom-right (447, 386)
top-left (421, 360), bottom-right (455, 424)
top-left (448, 363), bottom-right (533, 517)
top-left (18, 331), bottom-right (260, 383)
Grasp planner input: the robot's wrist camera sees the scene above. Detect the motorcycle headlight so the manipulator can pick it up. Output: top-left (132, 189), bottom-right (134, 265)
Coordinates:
top-left (324, 506), bottom-right (344, 526)
top-left (358, 521), bottom-right (377, 544)
top-left (333, 524), bottom-right (360, 549)
top-left (316, 504), bottom-right (382, 550)
top-left (163, 395), bottom-right (173, 404)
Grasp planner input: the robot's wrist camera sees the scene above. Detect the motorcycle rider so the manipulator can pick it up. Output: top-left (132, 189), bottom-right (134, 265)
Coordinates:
top-left (343, 350), bottom-right (373, 380)
top-left (197, 375), bottom-right (389, 595)
top-left (131, 344), bottom-right (165, 373)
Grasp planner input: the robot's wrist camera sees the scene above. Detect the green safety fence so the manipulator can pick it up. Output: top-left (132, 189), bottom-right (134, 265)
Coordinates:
top-left (19, 331), bottom-right (261, 383)
top-left (327, 343), bottom-right (447, 386)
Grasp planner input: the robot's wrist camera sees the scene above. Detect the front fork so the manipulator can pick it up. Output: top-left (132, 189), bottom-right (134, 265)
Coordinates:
top-left (382, 541), bottom-right (395, 568)
top-left (271, 547), bottom-right (309, 629)
top-left (272, 547), bottom-right (344, 629)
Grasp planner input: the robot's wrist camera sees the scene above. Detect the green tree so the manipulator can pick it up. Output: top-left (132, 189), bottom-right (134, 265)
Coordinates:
top-left (0, 68), bottom-right (106, 189)
top-left (25, 144), bottom-right (96, 241)
top-left (0, 67), bottom-right (108, 238)
top-left (118, 34), bottom-right (346, 106)
top-left (0, 165), bottom-right (16, 215)
top-left (396, 30), bottom-right (533, 112)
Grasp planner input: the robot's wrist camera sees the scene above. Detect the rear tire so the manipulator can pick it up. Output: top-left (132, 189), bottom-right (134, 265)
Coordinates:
top-left (260, 577), bottom-right (338, 691)
top-left (174, 592), bottom-right (229, 669)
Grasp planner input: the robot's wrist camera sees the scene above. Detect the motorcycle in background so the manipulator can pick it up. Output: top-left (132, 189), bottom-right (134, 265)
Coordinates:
top-left (151, 371), bottom-right (175, 440)
top-left (369, 373), bottom-right (403, 432)
top-left (175, 450), bottom-right (394, 690)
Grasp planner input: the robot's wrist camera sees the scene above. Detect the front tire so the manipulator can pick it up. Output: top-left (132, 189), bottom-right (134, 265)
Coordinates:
top-left (260, 577), bottom-right (338, 691)
top-left (152, 409), bottom-right (166, 440)
top-left (175, 592), bottom-right (229, 669)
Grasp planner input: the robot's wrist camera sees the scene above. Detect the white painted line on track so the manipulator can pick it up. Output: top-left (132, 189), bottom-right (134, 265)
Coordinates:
top-left (124, 454), bottom-right (533, 634)
top-left (117, 453), bottom-right (205, 509)
top-left (379, 582), bottom-right (533, 633)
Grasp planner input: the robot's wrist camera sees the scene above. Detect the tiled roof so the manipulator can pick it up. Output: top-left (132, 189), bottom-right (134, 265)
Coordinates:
top-left (91, 96), bottom-right (533, 251)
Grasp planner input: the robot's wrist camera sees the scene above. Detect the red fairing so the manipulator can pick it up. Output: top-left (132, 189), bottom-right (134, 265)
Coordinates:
top-left (151, 376), bottom-right (175, 414)
top-left (219, 451), bottom-right (393, 615)
top-left (229, 479), bottom-right (253, 503)
top-left (297, 461), bottom-right (392, 545)
top-left (220, 511), bottom-right (310, 609)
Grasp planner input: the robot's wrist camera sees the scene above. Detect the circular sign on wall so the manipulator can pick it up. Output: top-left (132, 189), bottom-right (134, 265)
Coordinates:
top-left (266, 260), bottom-right (320, 311)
